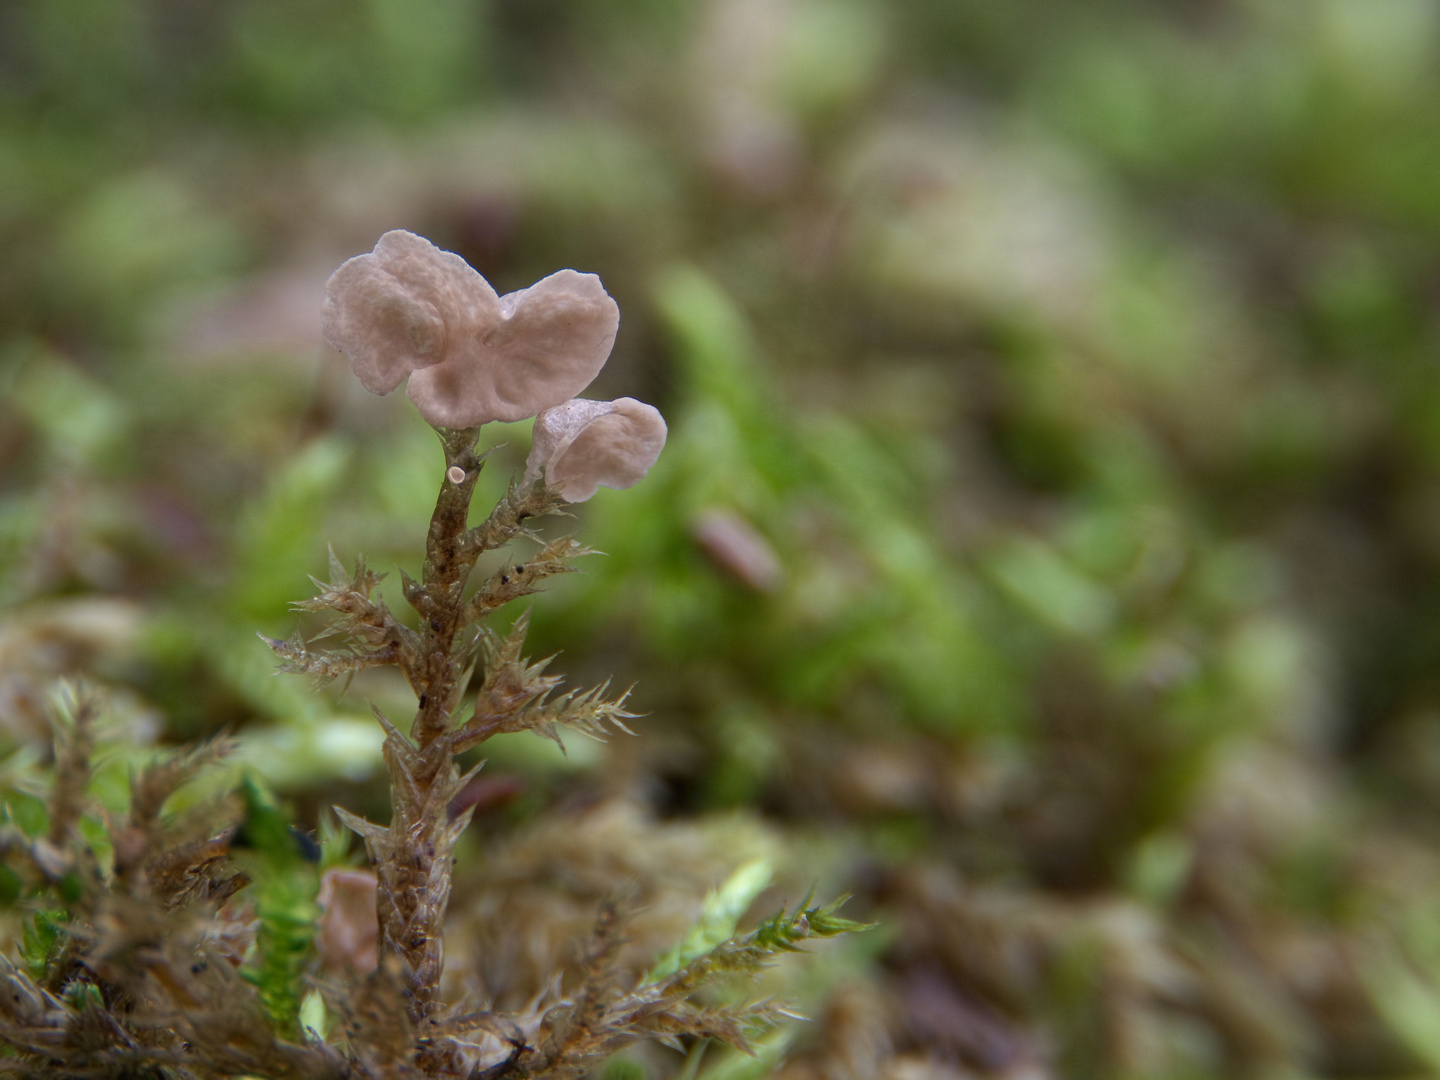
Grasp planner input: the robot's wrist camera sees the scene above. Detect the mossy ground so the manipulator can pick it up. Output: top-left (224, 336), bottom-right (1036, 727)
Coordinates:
top-left (5, 3), bottom-right (1440, 1077)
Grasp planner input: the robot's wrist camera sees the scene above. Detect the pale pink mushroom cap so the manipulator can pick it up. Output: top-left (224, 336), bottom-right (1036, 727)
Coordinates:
top-left (322, 230), bottom-right (619, 428)
top-left (524, 397), bottom-right (668, 502)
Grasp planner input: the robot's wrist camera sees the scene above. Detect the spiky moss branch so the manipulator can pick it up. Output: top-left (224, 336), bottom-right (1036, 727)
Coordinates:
top-left (266, 426), bottom-right (588, 1040)
top-left (376, 427), bottom-right (485, 1031)
top-left (262, 547), bottom-right (421, 692)
top-left (238, 776), bottom-right (321, 1042)
top-left (331, 429), bottom-right (573, 1033)
top-left (333, 724), bottom-right (477, 1038)
top-left (453, 613), bottom-right (637, 754)
top-left (266, 424), bottom-right (861, 1076)
top-left (0, 697), bottom-right (94, 926)
top-left (0, 715), bottom-right (346, 1079)
top-left (46, 686), bottom-right (96, 851)
top-left (477, 898), bottom-right (872, 1080)
top-left (251, 885), bottom-right (318, 1042)
top-left (410, 428), bottom-right (490, 745)
top-left (629, 896), bottom-right (872, 1018)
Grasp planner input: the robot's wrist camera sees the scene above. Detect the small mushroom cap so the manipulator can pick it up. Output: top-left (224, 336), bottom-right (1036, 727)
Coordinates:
top-left (322, 231), bottom-right (619, 428)
top-left (525, 397), bottom-right (668, 502)
top-left (407, 268), bottom-right (619, 428)
top-left (322, 230), bottom-right (488, 395)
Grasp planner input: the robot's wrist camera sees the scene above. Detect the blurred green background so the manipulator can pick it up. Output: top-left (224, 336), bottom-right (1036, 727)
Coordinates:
top-left (6, 1), bottom-right (1440, 1076)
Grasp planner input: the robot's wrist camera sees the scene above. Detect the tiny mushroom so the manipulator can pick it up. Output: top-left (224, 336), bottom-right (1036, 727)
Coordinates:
top-left (322, 230), bottom-right (619, 429)
top-left (524, 397), bottom-right (668, 502)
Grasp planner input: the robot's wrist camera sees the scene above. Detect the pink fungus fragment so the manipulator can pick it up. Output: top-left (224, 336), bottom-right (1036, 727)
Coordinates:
top-left (523, 397), bottom-right (668, 503)
top-left (692, 508), bottom-right (784, 592)
top-left (316, 867), bottom-right (379, 975)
